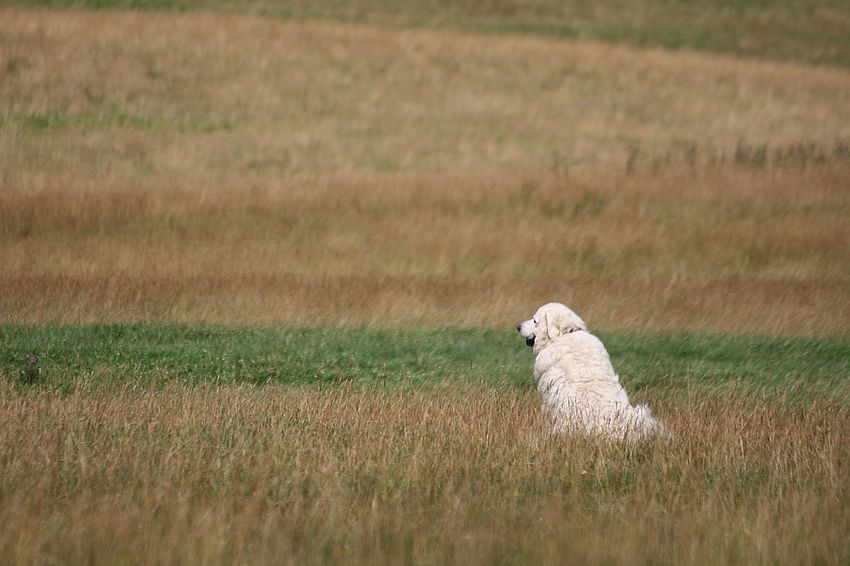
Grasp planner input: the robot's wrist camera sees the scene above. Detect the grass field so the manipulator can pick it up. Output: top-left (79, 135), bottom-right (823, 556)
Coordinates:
top-left (0, 350), bottom-right (850, 564)
top-left (2, 1), bottom-right (850, 564)
top-left (1, 327), bottom-right (849, 563)
top-left (6, 0), bottom-right (850, 68)
top-left (4, 164), bottom-right (850, 334)
top-left (2, 325), bottom-right (849, 391)
top-left (1, 381), bottom-right (848, 564)
top-left (2, 326), bottom-right (850, 564)
top-left (2, 5), bottom-right (850, 334)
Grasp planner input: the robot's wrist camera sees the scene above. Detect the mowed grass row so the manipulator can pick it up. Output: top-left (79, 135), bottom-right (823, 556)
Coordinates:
top-left (1, 380), bottom-right (848, 564)
top-left (2, 324), bottom-right (848, 392)
top-left (5, 0), bottom-right (850, 68)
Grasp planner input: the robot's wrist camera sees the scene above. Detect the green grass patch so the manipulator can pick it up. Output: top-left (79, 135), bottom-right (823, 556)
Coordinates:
top-left (2, 0), bottom-right (193, 10)
top-left (1, 324), bottom-right (847, 392)
top-left (0, 109), bottom-right (237, 134)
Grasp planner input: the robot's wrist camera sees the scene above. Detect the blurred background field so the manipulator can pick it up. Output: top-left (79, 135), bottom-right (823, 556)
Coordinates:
top-left (6, 0), bottom-right (850, 67)
top-left (1, 3), bottom-right (849, 334)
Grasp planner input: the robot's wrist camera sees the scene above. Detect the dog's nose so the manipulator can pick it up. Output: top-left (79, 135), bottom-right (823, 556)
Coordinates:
top-left (516, 324), bottom-right (522, 332)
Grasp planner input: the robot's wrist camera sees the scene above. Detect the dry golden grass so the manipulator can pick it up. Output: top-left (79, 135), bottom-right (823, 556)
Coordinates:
top-left (1, 381), bottom-right (848, 564)
top-left (190, 0), bottom-right (850, 68)
top-left (2, 164), bottom-right (849, 335)
top-left (3, 6), bottom-right (850, 182)
top-left (1, 7), bottom-right (849, 335)
top-left (2, 7), bottom-right (848, 564)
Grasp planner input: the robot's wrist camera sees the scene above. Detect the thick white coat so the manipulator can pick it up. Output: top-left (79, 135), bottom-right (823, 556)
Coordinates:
top-left (518, 303), bottom-right (668, 441)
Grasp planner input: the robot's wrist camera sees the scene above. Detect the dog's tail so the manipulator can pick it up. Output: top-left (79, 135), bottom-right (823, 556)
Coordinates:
top-left (632, 404), bottom-right (672, 440)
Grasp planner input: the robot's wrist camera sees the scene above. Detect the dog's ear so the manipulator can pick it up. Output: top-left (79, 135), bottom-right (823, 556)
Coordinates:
top-left (545, 307), bottom-right (587, 338)
top-left (543, 312), bottom-right (560, 340)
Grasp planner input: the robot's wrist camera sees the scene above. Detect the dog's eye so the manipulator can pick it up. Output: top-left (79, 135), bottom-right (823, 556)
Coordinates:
top-left (532, 318), bottom-right (537, 324)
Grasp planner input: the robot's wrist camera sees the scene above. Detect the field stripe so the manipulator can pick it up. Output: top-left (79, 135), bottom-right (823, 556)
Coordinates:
top-left (1, 323), bottom-right (848, 391)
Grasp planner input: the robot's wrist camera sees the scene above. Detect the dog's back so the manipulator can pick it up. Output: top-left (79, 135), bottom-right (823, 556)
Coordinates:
top-left (533, 330), bottom-right (629, 407)
top-left (535, 330), bottom-right (668, 441)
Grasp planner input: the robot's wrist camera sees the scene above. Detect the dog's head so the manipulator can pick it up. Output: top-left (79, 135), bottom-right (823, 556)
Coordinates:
top-left (517, 303), bottom-right (587, 349)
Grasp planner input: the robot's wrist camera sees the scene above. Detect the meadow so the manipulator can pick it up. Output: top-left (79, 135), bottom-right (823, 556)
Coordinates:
top-left (2, 5), bottom-right (850, 333)
top-left (2, 327), bottom-right (849, 564)
top-left (1, 380), bottom-right (848, 564)
top-left (1, 2), bottom-right (850, 564)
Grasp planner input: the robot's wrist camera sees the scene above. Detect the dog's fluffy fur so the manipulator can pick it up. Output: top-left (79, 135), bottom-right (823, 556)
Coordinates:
top-left (517, 303), bottom-right (668, 441)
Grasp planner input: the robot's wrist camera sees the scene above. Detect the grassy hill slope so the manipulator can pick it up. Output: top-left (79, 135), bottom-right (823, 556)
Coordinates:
top-left (4, 0), bottom-right (850, 67)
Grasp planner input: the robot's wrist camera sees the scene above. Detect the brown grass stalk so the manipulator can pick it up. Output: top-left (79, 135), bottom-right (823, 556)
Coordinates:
top-left (2, 165), bottom-right (849, 334)
top-left (0, 382), bottom-right (848, 564)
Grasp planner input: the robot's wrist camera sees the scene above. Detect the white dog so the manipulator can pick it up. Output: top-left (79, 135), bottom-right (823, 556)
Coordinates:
top-left (517, 303), bottom-right (668, 441)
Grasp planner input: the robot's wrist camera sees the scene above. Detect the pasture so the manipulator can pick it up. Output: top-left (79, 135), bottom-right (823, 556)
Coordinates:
top-left (2, 325), bottom-right (850, 564)
top-left (1, 1), bottom-right (850, 564)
